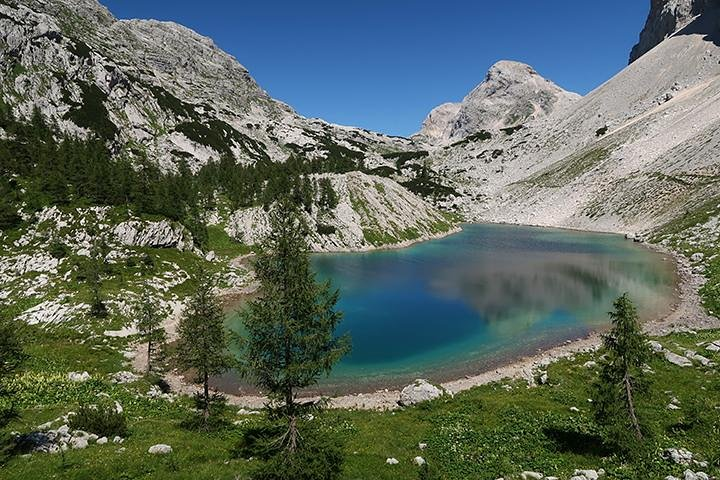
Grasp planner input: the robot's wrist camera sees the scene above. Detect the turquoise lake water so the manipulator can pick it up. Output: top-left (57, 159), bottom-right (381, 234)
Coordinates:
top-left (222, 224), bottom-right (675, 395)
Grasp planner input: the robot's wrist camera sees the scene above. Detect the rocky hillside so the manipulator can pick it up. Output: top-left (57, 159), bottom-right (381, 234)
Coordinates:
top-left (223, 172), bottom-right (458, 252)
top-left (414, 61), bottom-right (581, 145)
top-left (421, 1), bottom-right (720, 236)
top-left (0, 0), bottom-right (461, 255)
top-left (2, 0), bottom-right (415, 172)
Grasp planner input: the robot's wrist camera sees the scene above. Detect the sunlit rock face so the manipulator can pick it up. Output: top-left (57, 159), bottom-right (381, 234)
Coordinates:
top-left (629, 0), bottom-right (720, 63)
top-left (415, 61), bottom-right (580, 145)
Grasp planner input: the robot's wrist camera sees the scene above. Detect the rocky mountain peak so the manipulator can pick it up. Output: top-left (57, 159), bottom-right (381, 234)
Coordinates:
top-left (415, 60), bottom-right (580, 145)
top-left (629, 0), bottom-right (720, 63)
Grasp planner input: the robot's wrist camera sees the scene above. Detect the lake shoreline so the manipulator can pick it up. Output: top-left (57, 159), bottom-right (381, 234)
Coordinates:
top-left (135, 229), bottom-right (719, 411)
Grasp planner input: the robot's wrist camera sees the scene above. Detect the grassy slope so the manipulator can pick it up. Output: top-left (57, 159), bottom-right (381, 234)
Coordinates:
top-left (1, 328), bottom-right (718, 479)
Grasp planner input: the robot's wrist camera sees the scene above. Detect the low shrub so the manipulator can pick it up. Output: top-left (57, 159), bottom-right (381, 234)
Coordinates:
top-left (69, 400), bottom-right (128, 437)
top-left (235, 420), bottom-right (345, 480)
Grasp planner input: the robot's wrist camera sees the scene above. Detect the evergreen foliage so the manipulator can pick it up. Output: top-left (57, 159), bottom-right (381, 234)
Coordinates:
top-left (175, 270), bottom-right (234, 427)
top-left (239, 198), bottom-right (350, 450)
top-left (247, 422), bottom-right (345, 480)
top-left (69, 400), bottom-right (128, 438)
top-left (0, 104), bottom-right (344, 242)
top-left (593, 293), bottom-right (651, 449)
top-left (318, 177), bottom-right (339, 212)
top-left (132, 287), bottom-right (166, 374)
top-left (0, 311), bottom-right (26, 419)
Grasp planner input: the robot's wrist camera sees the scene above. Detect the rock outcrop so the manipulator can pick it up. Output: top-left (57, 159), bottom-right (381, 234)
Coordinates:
top-left (415, 61), bottom-right (580, 145)
top-left (629, 0), bottom-right (720, 63)
top-left (112, 220), bottom-right (193, 251)
top-left (225, 172), bottom-right (458, 252)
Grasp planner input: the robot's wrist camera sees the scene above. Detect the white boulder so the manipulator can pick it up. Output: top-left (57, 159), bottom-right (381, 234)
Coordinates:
top-left (664, 351), bottom-right (692, 367)
top-left (399, 379), bottom-right (445, 406)
top-left (148, 444), bottom-right (173, 455)
top-left (68, 371), bottom-right (91, 382)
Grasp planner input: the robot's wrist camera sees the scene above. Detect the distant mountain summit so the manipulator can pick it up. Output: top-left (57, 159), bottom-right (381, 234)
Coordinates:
top-left (415, 61), bottom-right (580, 145)
top-left (630, 0), bottom-right (720, 63)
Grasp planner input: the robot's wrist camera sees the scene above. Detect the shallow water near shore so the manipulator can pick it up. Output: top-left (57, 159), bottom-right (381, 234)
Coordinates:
top-left (219, 224), bottom-right (676, 396)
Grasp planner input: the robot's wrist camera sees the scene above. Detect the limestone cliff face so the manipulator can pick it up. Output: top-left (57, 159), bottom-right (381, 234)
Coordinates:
top-left (415, 61), bottom-right (580, 145)
top-left (629, 0), bottom-right (720, 63)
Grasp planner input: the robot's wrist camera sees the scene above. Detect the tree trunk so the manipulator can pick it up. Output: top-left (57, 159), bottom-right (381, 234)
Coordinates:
top-left (203, 370), bottom-right (210, 427)
top-left (624, 373), bottom-right (642, 440)
top-left (146, 340), bottom-right (152, 374)
top-left (285, 387), bottom-right (298, 452)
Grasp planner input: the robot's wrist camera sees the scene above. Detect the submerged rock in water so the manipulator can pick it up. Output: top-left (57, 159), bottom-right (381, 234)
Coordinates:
top-left (398, 379), bottom-right (445, 406)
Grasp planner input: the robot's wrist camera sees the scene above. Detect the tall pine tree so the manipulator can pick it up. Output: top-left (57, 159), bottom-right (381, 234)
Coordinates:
top-left (594, 293), bottom-right (651, 446)
top-left (239, 198), bottom-right (350, 451)
top-left (133, 286), bottom-right (166, 374)
top-left (175, 270), bottom-right (233, 427)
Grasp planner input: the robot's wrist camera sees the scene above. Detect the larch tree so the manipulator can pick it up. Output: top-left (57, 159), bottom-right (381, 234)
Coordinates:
top-left (175, 270), bottom-right (234, 427)
top-left (594, 293), bottom-right (651, 445)
top-left (239, 198), bottom-right (350, 452)
top-left (133, 286), bottom-right (166, 374)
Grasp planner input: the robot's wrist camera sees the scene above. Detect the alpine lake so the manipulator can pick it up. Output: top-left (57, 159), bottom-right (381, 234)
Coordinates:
top-left (219, 224), bottom-right (676, 396)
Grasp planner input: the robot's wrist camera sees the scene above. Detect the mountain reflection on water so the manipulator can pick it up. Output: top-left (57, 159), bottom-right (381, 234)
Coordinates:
top-left (222, 224), bottom-right (675, 394)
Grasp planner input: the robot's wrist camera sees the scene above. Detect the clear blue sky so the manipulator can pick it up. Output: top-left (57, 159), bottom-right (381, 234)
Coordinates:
top-left (99, 0), bottom-right (649, 137)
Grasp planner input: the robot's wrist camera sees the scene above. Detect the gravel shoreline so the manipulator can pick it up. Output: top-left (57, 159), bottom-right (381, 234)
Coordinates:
top-left (134, 242), bottom-right (720, 411)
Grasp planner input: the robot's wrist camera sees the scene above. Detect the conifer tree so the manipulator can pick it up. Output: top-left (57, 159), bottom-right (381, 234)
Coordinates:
top-left (133, 287), bottom-right (166, 374)
top-left (0, 310), bottom-right (26, 422)
top-left (239, 198), bottom-right (350, 451)
top-left (86, 239), bottom-right (109, 318)
top-left (175, 270), bottom-right (233, 426)
top-left (594, 293), bottom-right (650, 445)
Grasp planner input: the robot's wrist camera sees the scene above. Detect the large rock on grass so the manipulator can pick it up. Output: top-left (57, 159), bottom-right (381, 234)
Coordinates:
top-left (398, 379), bottom-right (445, 406)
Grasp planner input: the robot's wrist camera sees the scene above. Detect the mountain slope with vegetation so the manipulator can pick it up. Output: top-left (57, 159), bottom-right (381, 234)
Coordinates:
top-left (1, 0), bottom-right (720, 479)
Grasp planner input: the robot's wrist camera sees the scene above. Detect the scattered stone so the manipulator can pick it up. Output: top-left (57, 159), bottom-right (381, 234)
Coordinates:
top-left (418, 443), bottom-right (427, 450)
top-left (583, 361), bottom-right (597, 368)
top-left (237, 408), bottom-right (261, 415)
top-left (70, 437), bottom-right (88, 450)
top-left (413, 456), bottom-right (426, 466)
top-left (111, 371), bottom-right (139, 384)
top-left (664, 351), bottom-right (692, 367)
top-left (690, 253), bottom-right (704, 262)
top-left (705, 341), bottom-right (720, 352)
top-left (571, 470), bottom-right (601, 480)
top-left (668, 403), bottom-right (681, 410)
top-left (664, 448), bottom-right (694, 465)
top-left (148, 444), bottom-right (173, 455)
top-left (681, 470), bottom-right (709, 480)
top-left (113, 436), bottom-right (124, 444)
top-left (570, 406), bottom-right (580, 412)
top-left (96, 437), bottom-right (108, 445)
top-left (386, 457), bottom-right (399, 465)
top-left (538, 372), bottom-right (548, 385)
top-left (649, 341), bottom-right (664, 353)
top-left (67, 371), bottom-right (91, 382)
top-left (521, 472), bottom-right (544, 480)
top-left (398, 379), bottom-right (445, 406)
